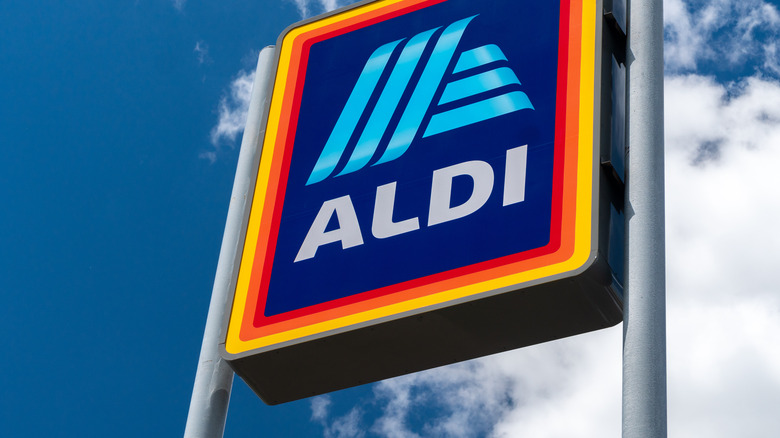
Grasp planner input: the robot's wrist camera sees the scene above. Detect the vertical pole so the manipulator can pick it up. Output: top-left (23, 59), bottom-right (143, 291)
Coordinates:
top-left (623, 0), bottom-right (666, 437)
top-left (184, 46), bottom-right (277, 438)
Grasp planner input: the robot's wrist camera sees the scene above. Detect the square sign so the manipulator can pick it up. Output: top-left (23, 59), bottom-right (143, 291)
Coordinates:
top-left (223, 0), bottom-right (622, 405)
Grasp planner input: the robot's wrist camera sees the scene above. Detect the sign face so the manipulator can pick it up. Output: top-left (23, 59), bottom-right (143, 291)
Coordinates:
top-left (223, 0), bottom-right (620, 404)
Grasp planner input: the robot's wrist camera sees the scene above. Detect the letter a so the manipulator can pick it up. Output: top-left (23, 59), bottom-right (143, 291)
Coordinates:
top-left (295, 195), bottom-right (364, 262)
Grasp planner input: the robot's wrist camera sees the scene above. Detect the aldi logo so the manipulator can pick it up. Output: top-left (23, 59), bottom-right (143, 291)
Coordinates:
top-left (222, 0), bottom-right (621, 405)
top-left (305, 14), bottom-right (533, 186)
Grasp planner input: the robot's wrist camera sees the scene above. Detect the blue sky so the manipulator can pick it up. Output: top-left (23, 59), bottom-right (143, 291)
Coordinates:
top-left (3, 0), bottom-right (780, 437)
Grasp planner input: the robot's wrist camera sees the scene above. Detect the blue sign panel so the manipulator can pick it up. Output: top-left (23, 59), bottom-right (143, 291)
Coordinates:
top-left (266, 0), bottom-right (559, 316)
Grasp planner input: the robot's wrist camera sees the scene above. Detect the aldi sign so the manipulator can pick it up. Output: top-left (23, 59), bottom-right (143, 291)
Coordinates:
top-left (222, 0), bottom-right (624, 405)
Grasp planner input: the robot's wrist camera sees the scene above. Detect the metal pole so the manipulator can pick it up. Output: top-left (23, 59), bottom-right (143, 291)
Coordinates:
top-left (184, 46), bottom-right (277, 438)
top-left (622, 0), bottom-right (667, 437)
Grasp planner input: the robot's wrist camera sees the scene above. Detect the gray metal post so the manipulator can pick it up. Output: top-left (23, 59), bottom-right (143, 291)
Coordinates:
top-left (184, 46), bottom-right (276, 438)
top-left (623, 0), bottom-right (667, 437)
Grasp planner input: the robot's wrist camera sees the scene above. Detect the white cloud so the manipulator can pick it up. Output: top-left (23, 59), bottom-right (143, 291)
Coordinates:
top-left (662, 75), bottom-right (780, 436)
top-left (664, 0), bottom-right (780, 74)
top-left (172, 0), bottom-right (186, 11)
top-left (289, 0), bottom-right (351, 18)
top-left (488, 331), bottom-right (622, 438)
top-left (665, 75), bottom-right (780, 304)
top-left (310, 331), bottom-right (622, 438)
top-left (311, 395), bottom-right (332, 423)
top-left (370, 361), bottom-right (515, 437)
top-left (764, 41), bottom-right (780, 76)
top-left (202, 0), bottom-right (357, 161)
top-left (201, 69), bottom-right (255, 162)
top-left (194, 41), bottom-right (210, 65)
top-left (311, 395), bottom-right (366, 438)
top-left (289, 0), bottom-right (310, 18)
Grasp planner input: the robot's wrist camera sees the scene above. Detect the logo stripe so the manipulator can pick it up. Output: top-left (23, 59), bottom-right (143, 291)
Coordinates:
top-left (438, 66), bottom-right (522, 105)
top-left (424, 91), bottom-right (534, 137)
top-left (306, 39), bottom-right (403, 186)
top-left (453, 44), bottom-right (508, 73)
top-left (375, 15), bottom-right (477, 166)
top-left (337, 27), bottom-right (439, 177)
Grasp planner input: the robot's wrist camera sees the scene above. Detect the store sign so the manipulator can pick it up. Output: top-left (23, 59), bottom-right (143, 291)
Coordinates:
top-left (222, 0), bottom-right (622, 405)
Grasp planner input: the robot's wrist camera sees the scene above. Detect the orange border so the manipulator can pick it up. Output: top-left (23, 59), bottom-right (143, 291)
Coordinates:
top-left (226, 0), bottom-right (596, 354)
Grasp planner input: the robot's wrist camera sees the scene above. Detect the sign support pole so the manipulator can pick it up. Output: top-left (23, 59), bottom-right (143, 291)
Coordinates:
top-left (623, 0), bottom-right (667, 437)
top-left (184, 46), bottom-right (276, 438)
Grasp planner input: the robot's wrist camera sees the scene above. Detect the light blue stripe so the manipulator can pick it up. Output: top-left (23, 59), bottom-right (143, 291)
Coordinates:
top-left (453, 44), bottom-right (507, 73)
top-left (375, 15), bottom-right (477, 166)
top-left (423, 91), bottom-right (534, 137)
top-left (306, 39), bottom-right (402, 186)
top-left (337, 28), bottom-right (438, 177)
top-left (438, 67), bottom-right (521, 105)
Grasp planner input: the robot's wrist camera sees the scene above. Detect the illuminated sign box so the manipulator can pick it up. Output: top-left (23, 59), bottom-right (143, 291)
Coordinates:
top-left (222, 0), bottom-right (623, 405)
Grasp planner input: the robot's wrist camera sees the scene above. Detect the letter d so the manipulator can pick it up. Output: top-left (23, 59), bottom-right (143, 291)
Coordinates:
top-left (428, 160), bottom-right (494, 226)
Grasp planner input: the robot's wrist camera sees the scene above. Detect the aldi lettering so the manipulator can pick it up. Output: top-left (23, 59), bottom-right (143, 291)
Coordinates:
top-left (295, 145), bottom-right (529, 262)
